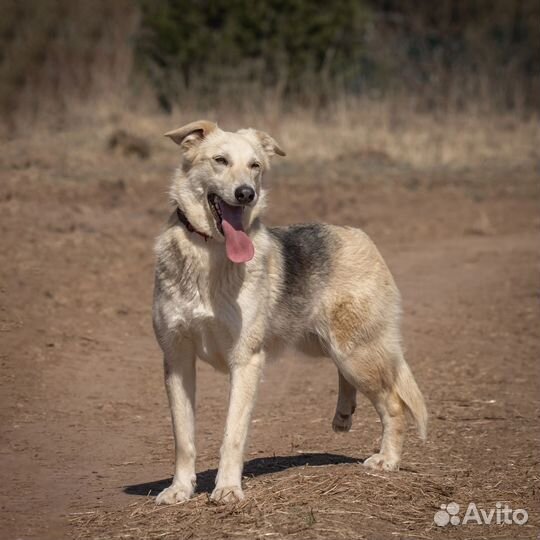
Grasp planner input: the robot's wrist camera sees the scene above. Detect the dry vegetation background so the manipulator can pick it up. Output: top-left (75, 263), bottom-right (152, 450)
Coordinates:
top-left (1, 0), bottom-right (539, 169)
top-left (1, 2), bottom-right (539, 540)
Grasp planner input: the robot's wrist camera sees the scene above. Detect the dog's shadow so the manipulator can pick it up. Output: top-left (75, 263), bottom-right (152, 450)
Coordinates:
top-left (124, 453), bottom-right (360, 496)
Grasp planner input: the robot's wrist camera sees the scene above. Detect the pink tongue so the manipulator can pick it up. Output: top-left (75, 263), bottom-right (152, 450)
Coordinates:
top-left (219, 201), bottom-right (254, 263)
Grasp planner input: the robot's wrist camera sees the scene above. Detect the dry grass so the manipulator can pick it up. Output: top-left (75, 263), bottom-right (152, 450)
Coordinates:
top-left (70, 460), bottom-right (454, 540)
top-left (258, 100), bottom-right (540, 170)
top-left (69, 454), bottom-right (539, 540)
top-left (9, 97), bottom-right (537, 174)
top-left (2, 0), bottom-right (537, 172)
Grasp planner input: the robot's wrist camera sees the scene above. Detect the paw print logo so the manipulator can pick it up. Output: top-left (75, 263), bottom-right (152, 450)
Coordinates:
top-left (434, 502), bottom-right (460, 526)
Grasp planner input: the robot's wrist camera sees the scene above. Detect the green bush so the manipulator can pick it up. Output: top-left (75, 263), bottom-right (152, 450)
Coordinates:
top-left (136, 0), bottom-right (539, 112)
top-left (136, 0), bottom-right (373, 108)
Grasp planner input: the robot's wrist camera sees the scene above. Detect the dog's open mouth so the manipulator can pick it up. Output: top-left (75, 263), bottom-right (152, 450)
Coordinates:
top-left (208, 194), bottom-right (254, 264)
top-left (208, 194), bottom-right (224, 234)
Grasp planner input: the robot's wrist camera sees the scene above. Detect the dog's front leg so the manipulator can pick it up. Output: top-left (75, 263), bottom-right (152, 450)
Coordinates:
top-left (211, 351), bottom-right (264, 503)
top-left (156, 340), bottom-right (197, 505)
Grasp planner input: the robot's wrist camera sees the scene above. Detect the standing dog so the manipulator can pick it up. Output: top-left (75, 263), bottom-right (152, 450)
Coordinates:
top-left (153, 120), bottom-right (427, 504)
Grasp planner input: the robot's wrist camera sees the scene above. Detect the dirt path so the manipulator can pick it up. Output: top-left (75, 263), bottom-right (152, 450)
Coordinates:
top-left (1, 142), bottom-right (539, 539)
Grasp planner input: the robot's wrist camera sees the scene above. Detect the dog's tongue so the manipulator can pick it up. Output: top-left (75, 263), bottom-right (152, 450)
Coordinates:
top-left (219, 201), bottom-right (254, 263)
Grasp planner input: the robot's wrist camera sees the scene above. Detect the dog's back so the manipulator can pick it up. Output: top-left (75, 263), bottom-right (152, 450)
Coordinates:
top-left (267, 223), bottom-right (400, 348)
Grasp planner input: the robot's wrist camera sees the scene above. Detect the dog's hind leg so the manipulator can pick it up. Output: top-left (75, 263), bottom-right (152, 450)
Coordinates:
top-left (333, 342), bottom-right (426, 471)
top-left (332, 371), bottom-right (357, 432)
top-left (156, 340), bottom-right (197, 504)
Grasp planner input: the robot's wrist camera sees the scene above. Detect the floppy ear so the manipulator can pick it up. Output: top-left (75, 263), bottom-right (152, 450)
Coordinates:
top-left (164, 120), bottom-right (218, 150)
top-left (238, 128), bottom-right (286, 158)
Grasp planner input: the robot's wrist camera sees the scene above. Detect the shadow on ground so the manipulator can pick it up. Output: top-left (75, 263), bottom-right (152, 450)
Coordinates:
top-left (124, 453), bottom-right (361, 496)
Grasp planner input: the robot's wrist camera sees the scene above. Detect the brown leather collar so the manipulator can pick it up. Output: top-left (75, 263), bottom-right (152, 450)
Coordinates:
top-left (176, 207), bottom-right (210, 241)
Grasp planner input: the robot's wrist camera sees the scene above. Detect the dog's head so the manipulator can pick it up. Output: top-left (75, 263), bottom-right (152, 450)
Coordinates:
top-left (166, 120), bottom-right (285, 263)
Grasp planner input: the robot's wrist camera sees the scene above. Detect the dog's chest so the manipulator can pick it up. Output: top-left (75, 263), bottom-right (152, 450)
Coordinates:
top-left (162, 271), bottom-right (253, 367)
top-left (189, 288), bottom-right (249, 371)
top-left (192, 322), bottom-right (230, 371)
top-left (155, 232), bottom-right (267, 368)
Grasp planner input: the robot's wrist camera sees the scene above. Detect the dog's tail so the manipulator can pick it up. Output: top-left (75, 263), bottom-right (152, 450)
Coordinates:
top-left (395, 359), bottom-right (428, 440)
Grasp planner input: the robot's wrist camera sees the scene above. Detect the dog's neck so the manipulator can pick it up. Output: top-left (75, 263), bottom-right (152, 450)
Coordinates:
top-left (176, 207), bottom-right (211, 242)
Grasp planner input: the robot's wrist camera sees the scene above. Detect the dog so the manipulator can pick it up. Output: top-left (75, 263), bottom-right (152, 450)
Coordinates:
top-left (152, 120), bottom-right (427, 504)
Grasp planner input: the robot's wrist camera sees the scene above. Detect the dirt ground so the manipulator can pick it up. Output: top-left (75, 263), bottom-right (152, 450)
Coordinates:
top-left (1, 128), bottom-right (539, 539)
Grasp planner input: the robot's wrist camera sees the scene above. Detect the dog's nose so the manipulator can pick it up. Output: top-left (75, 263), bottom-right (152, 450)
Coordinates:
top-left (235, 185), bottom-right (255, 204)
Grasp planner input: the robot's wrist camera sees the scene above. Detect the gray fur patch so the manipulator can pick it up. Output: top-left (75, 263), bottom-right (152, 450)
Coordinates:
top-left (269, 224), bottom-right (333, 335)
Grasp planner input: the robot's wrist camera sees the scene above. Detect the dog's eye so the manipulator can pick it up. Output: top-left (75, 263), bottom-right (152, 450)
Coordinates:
top-left (251, 162), bottom-right (261, 170)
top-left (213, 156), bottom-right (228, 166)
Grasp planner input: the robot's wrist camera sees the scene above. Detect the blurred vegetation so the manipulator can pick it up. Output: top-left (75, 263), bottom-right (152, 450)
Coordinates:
top-left (0, 0), bottom-right (538, 130)
top-left (0, 0), bottom-right (137, 130)
top-left (136, 0), bottom-right (373, 110)
top-left (136, 0), bottom-right (540, 112)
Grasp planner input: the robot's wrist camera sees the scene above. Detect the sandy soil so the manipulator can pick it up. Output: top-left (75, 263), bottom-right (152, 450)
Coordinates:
top-left (1, 132), bottom-right (539, 539)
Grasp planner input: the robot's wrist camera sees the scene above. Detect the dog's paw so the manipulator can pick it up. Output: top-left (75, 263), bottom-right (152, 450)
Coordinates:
top-left (363, 453), bottom-right (400, 471)
top-left (155, 483), bottom-right (194, 505)
top-left (332, 412), bottom-right (353, 432)
top-left (210, 485), bottom-right (244, 504)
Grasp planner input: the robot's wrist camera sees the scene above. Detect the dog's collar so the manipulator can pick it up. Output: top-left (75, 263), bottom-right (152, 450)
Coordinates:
top-left (176, 207), bottom-right (210, 241)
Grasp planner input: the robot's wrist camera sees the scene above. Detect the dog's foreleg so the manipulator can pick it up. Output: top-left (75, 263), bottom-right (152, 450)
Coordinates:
top-left (156, 340), bottom-right (197, 505)
top-left (211, 352), bottom-right (264, 503)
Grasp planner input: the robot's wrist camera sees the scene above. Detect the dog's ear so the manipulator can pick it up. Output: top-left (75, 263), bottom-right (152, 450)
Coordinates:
top-left (164, 120), bottom-right (218, 150)
top-left (238, 128), bottom-right (286, 158)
